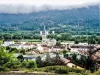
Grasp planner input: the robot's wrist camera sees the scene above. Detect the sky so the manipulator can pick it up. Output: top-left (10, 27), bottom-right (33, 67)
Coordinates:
top-left (0, 0), bottom-right (99, 14)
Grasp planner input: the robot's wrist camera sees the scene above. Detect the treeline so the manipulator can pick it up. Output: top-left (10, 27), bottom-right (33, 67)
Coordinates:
top-left (0, 32), bottom-right (41, 40)
top-left (48, 33), bottom-right (100, 44)
top-left (0, 32), bottom-right (100, 44)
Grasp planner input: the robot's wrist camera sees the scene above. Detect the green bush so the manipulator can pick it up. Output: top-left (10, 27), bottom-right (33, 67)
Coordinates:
top-left (35, 66), bottom-right (85, 74)
top-left (17, 55), bottom-right (24, 62)
top-left (93, 69), bottom-right (100, 75)
top-left (21, 60), bottom-right (29, 68)
top-left (27, 60), bottom-right (37, 68)
top-left (9, 48), bottom-right (19, 53)
top-left (20, 49), bottom-right (25, 54)
top-left (0, 66), bottom-right (9, 72)
top-left (4, 60), bottom-right (21, 69)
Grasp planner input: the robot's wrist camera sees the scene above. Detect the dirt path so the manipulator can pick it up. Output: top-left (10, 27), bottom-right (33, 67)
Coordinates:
top-left (0, 71), bottom-right (58, 75)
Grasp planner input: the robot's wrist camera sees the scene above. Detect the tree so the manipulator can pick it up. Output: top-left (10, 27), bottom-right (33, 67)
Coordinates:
top-left (72, 53), bottom-right (77, 63)
top-left (97, 38), bottom-right (100, 44)
top-left (36, 56), bottom-right (42, 67)
top-left (0, 40), bottom-right (3, 45)
top-left (56, 41), bottom-right (61, 46)
top-left (75, 40), bottom-right (79, 44)
top-left (62, 50), bottom-right (67, 58)
top-left (87, 47), bottom-right (100, 72)
top-left (0, 46), bottom-right (11, 65)
top-left (0, 46), bottom-right (14, 71)
top-left (61, 33), bottom-right (72, 41)
top-left (20, 49), bottom-right (25, 54)
top-left (27, 60), bottom-right (37, 68)
top-left (9, 48), bottom-right (19, 53)
top-left (45, 53), bottom-right (51, 63)
top-left (88, 36), bottom-right (97, 44)
top-left (5, 59), bottom-right (21, 69)
top-left (17, 55), bottom-right (24, 62)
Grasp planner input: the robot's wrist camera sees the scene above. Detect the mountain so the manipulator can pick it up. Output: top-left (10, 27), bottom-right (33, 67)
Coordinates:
top-left (0, 5), bottom-right (99, 34)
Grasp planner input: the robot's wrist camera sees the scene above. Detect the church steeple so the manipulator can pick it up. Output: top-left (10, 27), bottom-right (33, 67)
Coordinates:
top-left (43, 25), bottom-right (48, 35)
top-left (44, 25), bottom-right (46, 32)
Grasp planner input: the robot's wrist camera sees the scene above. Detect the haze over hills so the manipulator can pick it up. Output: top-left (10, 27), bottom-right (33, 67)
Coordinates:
top-left (0, 5), bottom-right (100, 34)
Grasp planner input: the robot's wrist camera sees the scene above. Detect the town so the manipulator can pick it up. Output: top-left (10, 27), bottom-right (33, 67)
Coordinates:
top-left (1, 25), bottom-right (100, 74)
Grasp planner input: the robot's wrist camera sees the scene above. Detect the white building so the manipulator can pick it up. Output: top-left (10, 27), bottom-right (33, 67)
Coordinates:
top-left (2, 41), bottom-right (36, 50)
top-left (70, 44), bottom-right (94, 54)
top-left (22, 44), bottom-right (36, 49)
top-left (9, 44), bottom-right (23, 49)
top-left (2, 41), bottom-right (14, 46)
top-left (37, 44), bottom-right (44, 52)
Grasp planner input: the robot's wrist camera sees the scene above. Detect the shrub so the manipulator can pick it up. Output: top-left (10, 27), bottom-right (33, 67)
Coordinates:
top-left (17, 55), bottom-right (24, 62)
top-left (0, 66), bottom-right (9, 72)
top-left (27, 60), bottom-right (37, 68)
top-left (21, 60), bottom-right (29, 68)
top-left (36, 56), bottom-right (42, 67)
top-left (93, 69), bottom-right (100, 75)
top-left (4, 60), bottom-right (21, 69)
top-left (20, 49), bottom-right (25, 54)
top-left (40, 66), bottom-right (84, 74)
top-left (9, 48), bottom-right (19, 53)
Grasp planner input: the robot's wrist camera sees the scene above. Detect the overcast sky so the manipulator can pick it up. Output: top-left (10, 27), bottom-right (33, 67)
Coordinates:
top-left (0, 0), bottom-right (99, 14)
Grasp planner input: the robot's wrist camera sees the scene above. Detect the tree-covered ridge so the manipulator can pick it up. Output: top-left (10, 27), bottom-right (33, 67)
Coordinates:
top-left (0, 5), bottom-right (99, 34)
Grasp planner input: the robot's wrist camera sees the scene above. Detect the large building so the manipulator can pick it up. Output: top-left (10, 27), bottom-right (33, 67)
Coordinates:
top-left (40, 25), bottom-right (56, 46)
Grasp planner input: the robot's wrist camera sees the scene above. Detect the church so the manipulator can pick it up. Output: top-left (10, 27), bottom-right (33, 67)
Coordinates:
top-left (40, 25), bottom-right (57, 46)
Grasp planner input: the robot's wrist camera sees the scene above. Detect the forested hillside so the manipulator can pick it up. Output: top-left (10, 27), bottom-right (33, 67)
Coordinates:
top-left (0, 5), bottom-right (99, 35)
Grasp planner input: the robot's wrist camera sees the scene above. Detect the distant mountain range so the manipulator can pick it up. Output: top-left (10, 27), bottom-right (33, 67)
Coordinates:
top-left (0, 5), bottom-right (99, 34)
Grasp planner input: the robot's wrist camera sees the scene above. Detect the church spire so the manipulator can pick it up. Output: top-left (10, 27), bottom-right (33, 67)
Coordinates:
top-left (44, 25), bottom-right (46, 31)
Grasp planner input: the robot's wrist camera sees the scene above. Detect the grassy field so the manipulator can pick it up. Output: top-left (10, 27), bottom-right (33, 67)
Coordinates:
top-left (14, 39), bottom-right (41, 43)
top-left (7, 66), bottom-right (100, 75)
top-left (0, 72), bottom-right (57, 75)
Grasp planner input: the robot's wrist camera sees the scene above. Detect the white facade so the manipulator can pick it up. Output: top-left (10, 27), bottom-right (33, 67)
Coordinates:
top-left (71, 48), bottom-right (80, 53)
top-left (78, 43), bottom-right (88, 45)
top-left (21, 44), bottom-right (35, 49)
top-left (2, 41), bottom-right (14, 46)
top-left (9, 44), bottom-right (23, 49)
top-left (2, 41), bottom-right (36, 50)
top-left (37, 44), bottom-right (43, 52)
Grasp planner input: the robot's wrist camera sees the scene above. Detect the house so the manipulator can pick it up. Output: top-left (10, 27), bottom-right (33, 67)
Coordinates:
top-left (3, 41), bottom-right (37, 50)
top-left (22, 43), bottom-right (36, 49)
top-left (2, 41), bottom-right (14, 46)
top-left (61, 41), bottom-right (74, 45)
top-left (91, 46), bottom-right (100, 62)
top-left (70, 44), bottom-right (94, 54)
top-left (9, 44), bottom-right (23, 49)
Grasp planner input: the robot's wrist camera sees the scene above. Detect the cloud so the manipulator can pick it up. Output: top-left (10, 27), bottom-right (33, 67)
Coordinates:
top-left (0, 0), bottom-right (99, 14)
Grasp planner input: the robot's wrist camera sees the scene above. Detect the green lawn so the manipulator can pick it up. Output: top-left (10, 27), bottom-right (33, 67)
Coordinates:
top-left (14, 39), bottom-right (41, 43)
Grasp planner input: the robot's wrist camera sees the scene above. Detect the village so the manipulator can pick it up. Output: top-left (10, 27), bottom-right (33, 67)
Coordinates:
top-left (1, 26), bottom-right (100, 71)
